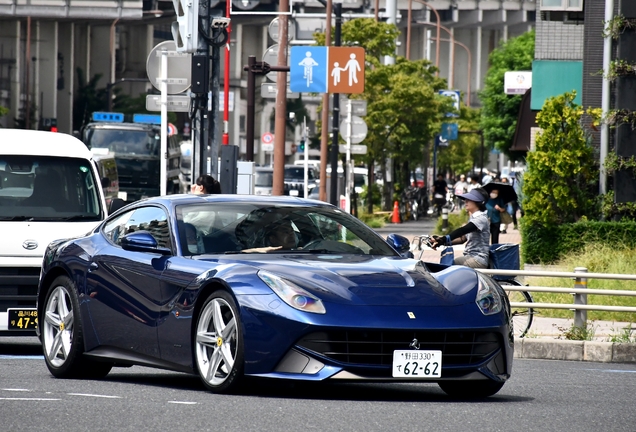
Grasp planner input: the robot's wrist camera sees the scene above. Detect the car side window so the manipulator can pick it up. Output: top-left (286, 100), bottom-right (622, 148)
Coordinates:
top-left (103, 206), bottom-right (172, 249)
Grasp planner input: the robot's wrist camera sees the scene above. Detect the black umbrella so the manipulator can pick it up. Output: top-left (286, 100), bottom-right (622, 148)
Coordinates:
top-left (483, 182), bottom-right (517, 204)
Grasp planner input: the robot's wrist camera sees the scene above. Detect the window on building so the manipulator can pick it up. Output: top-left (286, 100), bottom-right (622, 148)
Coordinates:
top-left (541, 0), bottom-right (583, 11)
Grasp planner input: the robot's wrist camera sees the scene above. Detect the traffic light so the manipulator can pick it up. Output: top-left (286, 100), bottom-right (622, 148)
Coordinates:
top-left (41, 118), bottom-right (58, 132)
top-left (171, 0), bottom-right (199, 53)
top-left (299, 140), bottom-right (305, 152)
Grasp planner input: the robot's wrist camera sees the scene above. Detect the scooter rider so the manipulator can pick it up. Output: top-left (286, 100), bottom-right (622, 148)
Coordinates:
top-left (429, 187), bottom-right (491, 269)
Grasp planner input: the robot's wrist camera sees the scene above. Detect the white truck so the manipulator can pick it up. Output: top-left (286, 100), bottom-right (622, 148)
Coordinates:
top-left (0, 130), bottom-right (111, 335)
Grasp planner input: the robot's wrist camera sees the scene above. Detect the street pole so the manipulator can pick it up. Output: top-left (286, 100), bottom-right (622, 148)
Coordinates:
top-left (160, 49), bottom-right (168, 196)
top-left (329, 2), bottom-right (342, 206)
top-left (319, 0), bottom-right (332, 202)
top-left (272, 0), bottom-right (289, 196)
top-left (246, 56), bottom-right (256, 161)
top-left (222, 0), bottom-right (231, 146)
top-left (345, 99), bottom-right (353, 213)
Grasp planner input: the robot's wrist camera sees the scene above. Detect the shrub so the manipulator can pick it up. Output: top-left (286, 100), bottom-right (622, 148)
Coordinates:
top-left (433, 209), bottom-right (469, 234)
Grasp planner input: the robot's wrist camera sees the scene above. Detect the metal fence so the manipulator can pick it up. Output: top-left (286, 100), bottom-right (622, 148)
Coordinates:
top-left (477, 267), bottom-right (636, 327)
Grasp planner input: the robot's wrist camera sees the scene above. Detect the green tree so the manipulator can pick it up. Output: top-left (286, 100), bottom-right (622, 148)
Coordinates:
top-left (479, 30), bottom-right (535, 159)
top-left (522, 91), bottom-right (598, 226)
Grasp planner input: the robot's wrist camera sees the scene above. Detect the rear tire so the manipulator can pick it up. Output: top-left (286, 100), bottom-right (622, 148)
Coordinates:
top-left (499, 280), bottom-right (534, 338)
top-left (438, 380), bottom-right (505, 398)
top-left (41, 276), bottom-right (112, 379)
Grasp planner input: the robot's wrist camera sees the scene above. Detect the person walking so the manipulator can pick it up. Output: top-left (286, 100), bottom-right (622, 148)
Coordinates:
top-left (453, 174), bottom-right (468, 210)
top-left (486, 187), bottom-right (506, 244)
top-left (432, 173), bottom-right (448, 216)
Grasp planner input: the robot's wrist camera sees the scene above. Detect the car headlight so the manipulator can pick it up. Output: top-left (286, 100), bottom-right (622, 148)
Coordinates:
top-left (258, 270), bottom-right (326, 314)
top-left (475, 274), bottom-right (503, 315)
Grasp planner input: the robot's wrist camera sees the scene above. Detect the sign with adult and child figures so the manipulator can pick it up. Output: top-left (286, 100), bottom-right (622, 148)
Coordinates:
top-left (290, 46), bottom-right (365, 94)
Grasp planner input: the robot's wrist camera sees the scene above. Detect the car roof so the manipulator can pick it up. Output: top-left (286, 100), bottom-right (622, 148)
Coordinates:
top-left (0, 129), bottom-right (93, 159)
top-left (128, 193), bottom-right (334, 209)
top-left (85, 122), bottom-right (156, 131)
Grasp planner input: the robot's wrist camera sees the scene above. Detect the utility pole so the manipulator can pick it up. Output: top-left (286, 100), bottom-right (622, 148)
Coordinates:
top-left (329, 2), bottom-right (342, 206)
top-left (272, 0), bottom-right (290, 196)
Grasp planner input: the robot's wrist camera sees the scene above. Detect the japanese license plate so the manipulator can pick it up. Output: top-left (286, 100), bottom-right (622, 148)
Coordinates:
top-left (392, 350), bottom-right (442, 378)
top-left (8, 309), bottom-right (38, 330)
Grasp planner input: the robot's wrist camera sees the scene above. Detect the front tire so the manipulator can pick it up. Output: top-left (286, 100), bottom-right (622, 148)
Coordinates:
top-left (194, 290), bottom-right (244, 393)
top-left (41, 275), bottom-right (112, 379)
top-left (438, 380), bottom-right (505, 398)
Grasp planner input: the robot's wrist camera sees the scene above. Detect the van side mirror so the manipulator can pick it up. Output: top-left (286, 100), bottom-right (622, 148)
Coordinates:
top-left (101, 177), bottom-right (110, 188)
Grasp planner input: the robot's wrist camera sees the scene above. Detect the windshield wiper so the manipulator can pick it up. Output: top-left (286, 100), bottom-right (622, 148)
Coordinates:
top-left (60, 215), bottom-right (101, 222)
top-left (0, 216), bottom-right (35, 221)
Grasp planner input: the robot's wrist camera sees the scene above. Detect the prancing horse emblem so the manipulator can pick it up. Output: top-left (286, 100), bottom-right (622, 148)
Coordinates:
top-left (410, 338), bottom-right (420, 350)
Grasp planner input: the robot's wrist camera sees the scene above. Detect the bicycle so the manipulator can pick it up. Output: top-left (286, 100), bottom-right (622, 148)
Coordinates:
top-left (413, 235), bottom-right (534, 338)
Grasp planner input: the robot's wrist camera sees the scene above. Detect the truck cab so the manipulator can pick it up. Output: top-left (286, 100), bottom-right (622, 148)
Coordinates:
top-left (82, 112), bottom-right (182, 202)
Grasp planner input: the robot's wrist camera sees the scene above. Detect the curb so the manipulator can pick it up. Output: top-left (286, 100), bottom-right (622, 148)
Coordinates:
top-left (514, 339), bottom-right (636, 363)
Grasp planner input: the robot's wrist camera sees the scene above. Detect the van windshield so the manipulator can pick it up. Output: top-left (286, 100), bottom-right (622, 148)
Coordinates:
top-left (255, 171), bottom-right (273, 187)
top-left (0, 156), bottom-right (102, 221)
top-left (87, 128), bottom-right (158, 157)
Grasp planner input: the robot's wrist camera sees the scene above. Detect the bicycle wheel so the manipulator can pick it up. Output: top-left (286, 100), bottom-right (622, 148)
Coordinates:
top-left (499, 279), bottom-right (534, 338)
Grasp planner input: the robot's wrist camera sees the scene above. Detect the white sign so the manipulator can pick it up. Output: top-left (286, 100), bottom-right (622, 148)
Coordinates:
top-left (338, 144), bottom-right (367, 154)
top-left (145, 94), bottom-right (191, 112)
top-left (339, 115), bottom-right (368, 144)
top-left (504, 71), bottom-right (532, 95)
top-left (146, 41), bottom-right (191, 94)
top-left (260, 83), bottom-right (300, 99)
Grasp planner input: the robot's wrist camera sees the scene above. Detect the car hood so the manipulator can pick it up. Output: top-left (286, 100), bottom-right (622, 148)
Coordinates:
top-left (0, 221), bottom-right (99, 259)
top-left (216, 254), bottom-right (478, 306)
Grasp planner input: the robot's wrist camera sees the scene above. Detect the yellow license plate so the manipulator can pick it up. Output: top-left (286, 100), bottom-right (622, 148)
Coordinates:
top-left (8, 309), bottom-right (38, 330)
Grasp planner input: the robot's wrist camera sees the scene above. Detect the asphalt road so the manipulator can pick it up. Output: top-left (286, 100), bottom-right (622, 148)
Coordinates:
top-left (2, 337), bottom-right (636, 432)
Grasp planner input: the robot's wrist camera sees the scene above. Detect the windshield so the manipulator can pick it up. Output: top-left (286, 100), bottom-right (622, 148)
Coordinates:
top-left (87, 128), bottom-right (159, 157)
top-left (255, 171), bottom-right (273, 187)
top-left (284, 167), bottom-right (316, 181)
top-left (176, 203), bottom-right (398, 257)
top-left (0, 156), bottom-right (102, 221)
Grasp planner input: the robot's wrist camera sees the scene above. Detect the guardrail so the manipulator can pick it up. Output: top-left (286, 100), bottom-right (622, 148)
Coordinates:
top-left (477, 267), bottom-right (636, 327)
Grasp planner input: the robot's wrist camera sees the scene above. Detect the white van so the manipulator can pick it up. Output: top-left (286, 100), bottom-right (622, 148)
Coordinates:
top-left (0, 130), bottom-right (109, 335)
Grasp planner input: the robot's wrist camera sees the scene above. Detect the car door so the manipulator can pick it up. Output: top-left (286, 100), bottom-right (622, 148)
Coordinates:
top-left (84, 205), bottom-right (173, 358)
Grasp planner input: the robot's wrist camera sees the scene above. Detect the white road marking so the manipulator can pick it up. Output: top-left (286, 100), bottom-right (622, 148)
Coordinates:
top-left (2, 388), bottom-right (31, 391)
top-left (168, 401), bottom-right (198, 405)
top-left (67, 393), bottom-right (122, 399)
top-left (0, 397), bottom-right (60, 401)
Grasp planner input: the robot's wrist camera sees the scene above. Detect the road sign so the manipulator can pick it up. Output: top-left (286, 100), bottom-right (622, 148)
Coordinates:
top-left (339, 115), bottom-right (368, 144)
top-left (338, 144), bottom-right (368, 154)
top-left (146, 41), bottom-right (191, 94)
top-left (439, 89), bottom-right (461, 117)
top-left (145, 94), bottom-right (191, 112)
top-left (263, 44), bottom-right (290, 83)
top-left (262, 132), bottom-right (274, 143)
top-left (290, 47), bottom-right (328, 93)
top-left (440, 123), bottom-right (458, 140)
top-left (268, 17), bottom-right (296, 43)
top-left (328, 47), bottom-right (365, 94)
top-left (167, 123), bottom-right (178, 136)
top-left (260, 83), bottom-right (300, 99)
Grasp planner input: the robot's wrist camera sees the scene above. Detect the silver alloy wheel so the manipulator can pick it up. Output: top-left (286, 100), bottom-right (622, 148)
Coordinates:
top-left (195, 297), bottom-right (238, 386)
top-left (43, 285), bottom-right (74, 367)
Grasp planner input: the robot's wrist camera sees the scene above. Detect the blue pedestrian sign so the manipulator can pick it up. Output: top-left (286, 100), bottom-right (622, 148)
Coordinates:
top-left (440, 123), bottom-right (458, 141)
top-left (290, 47), bottom-right (328, 93)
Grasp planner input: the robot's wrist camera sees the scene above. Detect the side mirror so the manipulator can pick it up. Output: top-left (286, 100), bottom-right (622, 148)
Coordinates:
top-left (108, 198), bottom-right (127, 214)
top-left (120, 231), bottom-right (172, 255)
top-left (101, 177), bottom-right (110, 188)
top-left (386, 234), bottom-right (414, 258)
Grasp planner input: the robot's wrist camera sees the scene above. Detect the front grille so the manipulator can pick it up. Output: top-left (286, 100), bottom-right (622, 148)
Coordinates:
top-left (0, 267), bottom-right (40, 310)
top-left (297, 330), bottom-right (501, 367)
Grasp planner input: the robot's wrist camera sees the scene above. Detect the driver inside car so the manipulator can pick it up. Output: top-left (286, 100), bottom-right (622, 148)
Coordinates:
top-left (242, 219), bottom-right (299, 253)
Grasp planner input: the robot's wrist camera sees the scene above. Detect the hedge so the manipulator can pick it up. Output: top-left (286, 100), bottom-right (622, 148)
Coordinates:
top-left (521, 220), bottom-right (636, 264)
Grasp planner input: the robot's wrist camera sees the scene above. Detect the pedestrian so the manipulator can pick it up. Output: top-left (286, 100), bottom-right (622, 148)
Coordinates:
top-left (486, 187), bottom-right (506, 244)
top-left (432, 173), bottom-right (448, 216)
top-left (430, 188), bottom-right (490, 269)
top-left (453, 174), bottom-right (468, 210)
top-left (191, 175), bottom-right (222, 194)
top-left (466, 176), bottom-right (481, 192)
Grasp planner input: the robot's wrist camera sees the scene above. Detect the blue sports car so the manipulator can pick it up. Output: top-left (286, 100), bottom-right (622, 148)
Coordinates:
top-left (36, 195), bottom-right (513, 397)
